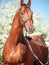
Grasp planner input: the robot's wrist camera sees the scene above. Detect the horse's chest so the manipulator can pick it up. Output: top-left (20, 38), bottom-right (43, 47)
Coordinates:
top-left (4, 43), bottom-right (27, 64)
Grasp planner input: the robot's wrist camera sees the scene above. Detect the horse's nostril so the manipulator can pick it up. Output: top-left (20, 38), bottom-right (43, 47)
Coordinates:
top-left (29, 27), bottom-right (32, 31)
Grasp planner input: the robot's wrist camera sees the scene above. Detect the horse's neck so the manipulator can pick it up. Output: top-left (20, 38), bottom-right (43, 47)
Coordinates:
top-left (7, 14), bottom-right (23, 45)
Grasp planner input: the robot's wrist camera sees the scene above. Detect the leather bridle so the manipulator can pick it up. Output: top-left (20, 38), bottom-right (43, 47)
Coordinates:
top-left (19, 13), bottom-right (33, 32)
top-left (19, 12), bottom-right (47, 65)
top-left (20, 15), bottom-right (32, 25)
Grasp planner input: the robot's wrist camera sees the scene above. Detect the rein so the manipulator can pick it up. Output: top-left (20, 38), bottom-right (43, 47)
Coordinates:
top-left (25, 37), bottom-right (46, 65)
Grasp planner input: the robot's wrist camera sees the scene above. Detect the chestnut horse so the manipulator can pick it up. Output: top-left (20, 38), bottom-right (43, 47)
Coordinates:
top-left (2, 0), bottom-right (48, 65)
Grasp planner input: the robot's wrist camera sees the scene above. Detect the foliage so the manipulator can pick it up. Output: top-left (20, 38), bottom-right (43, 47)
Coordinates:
top-left (33, 12), bottom-right (49, 41)
top-left (0, 0), bottom-right (49, 65)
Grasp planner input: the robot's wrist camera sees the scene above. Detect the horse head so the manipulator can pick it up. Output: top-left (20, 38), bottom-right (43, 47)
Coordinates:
top-left (18, 0), bottom-right (34, 34)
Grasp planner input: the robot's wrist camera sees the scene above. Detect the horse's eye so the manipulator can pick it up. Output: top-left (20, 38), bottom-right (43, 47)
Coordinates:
top-left (21, 12), bottom-right (24, 15)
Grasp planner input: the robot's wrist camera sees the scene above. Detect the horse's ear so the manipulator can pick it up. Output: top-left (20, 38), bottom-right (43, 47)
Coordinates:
top-left (27, 0), bottom-right (31, 7)
top-left (20, 0), bottom-right (24, 6)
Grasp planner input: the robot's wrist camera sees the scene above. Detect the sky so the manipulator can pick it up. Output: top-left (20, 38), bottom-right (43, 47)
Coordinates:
top-left (25, 0), bottom-right (49, 24)
top-left (0, 0), bottom-right (49, 24)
